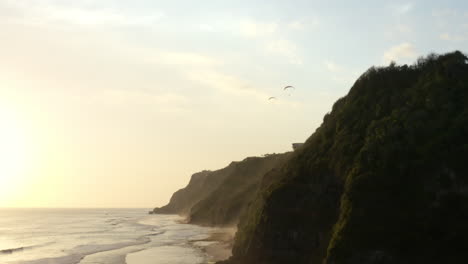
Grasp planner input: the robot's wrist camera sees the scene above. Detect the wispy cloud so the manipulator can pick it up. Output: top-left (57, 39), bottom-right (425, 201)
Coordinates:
top-left (394, 24), bottom-right (412, 33)
top-left (324, 61), bottom-right (343, 73)
top-left (47, 8), bottom-right (163, 26)
top-left (432, 8), bottom-right (458, 18)
top-left (94, 89), bottom-right (190, 114)
top-left (439, 33), bottom-right (467, 42)
top-left (324, 60), bottom-right (360, 86)
top-left (186, 69), bottom-right (300, 107)
top-left (198, 23), bottom-right (216, 32)
top-left (147, 52), bottom-right (220, 67)
top-left (430, 7), bottom-right (468, 43)
top-left (287, 17), bottom-right (319, 31)
top-left (383, 43), bottom-right (417, 64)
top-left (238, 20), bottom-right (278, 38)
top-left (127, 43), bottom-right (299, 106)
top-left (188, 70), bottom-right (259, 97)
top-left (234, 19), bottom-right (304, 65)
top-left (2, 0), bottom-right (164, 27)
top-left (384, 23), bottom-right (413, 40)
top-left (288, 21), bottom-right (305, 31)
top-left (121, 48), bottom-right (278, 104)
top-left (393, 3), bottom-right (413, 15)
top-left (266, 39), bottom-right (302, 65)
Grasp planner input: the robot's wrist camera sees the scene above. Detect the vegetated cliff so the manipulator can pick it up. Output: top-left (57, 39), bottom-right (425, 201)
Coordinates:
top-left (220, 51), bottom-right (468, 264)
top-left (154, 153), bottom-right (291, 226)
top-left (189, 154), bottom-right (291, 226)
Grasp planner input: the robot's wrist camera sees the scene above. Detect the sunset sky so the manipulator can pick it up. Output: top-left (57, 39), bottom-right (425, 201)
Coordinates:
top-left (1, 0), bottom-right (467, 208)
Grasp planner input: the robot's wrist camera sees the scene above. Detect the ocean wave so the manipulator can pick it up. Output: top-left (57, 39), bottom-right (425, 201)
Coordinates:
top-left (1, 247), bottom-right (25, 255)
top-left (146, 230), bottom-right (166, 236)
top-left (12, 237), bottom-right (151, 264)
top-left (1, 242), bottom-right (55, 255)
top-left (15, 254), bottom-right (83, 264)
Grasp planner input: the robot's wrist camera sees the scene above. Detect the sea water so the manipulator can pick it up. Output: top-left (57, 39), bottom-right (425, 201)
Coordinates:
top-left (0, 208), bottom-right (216, 264)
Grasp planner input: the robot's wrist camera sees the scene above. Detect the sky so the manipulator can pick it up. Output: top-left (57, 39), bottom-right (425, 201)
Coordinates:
top-left (0, 0), bottom-right (467, 208)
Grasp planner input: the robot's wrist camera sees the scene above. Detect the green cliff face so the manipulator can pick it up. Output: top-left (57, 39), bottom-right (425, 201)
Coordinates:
top-left (222, 51), bottom-right (468, 264)
top-left (153, 153), bottom-right (291, 226)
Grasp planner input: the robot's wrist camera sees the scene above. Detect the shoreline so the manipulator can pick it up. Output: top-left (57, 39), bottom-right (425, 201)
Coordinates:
top-left (189, 227), bottom-right (236, 263)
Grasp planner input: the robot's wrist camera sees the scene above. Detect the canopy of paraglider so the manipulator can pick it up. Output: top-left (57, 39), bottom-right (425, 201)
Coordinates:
top-left (268, 85), bottom-right (295, 101)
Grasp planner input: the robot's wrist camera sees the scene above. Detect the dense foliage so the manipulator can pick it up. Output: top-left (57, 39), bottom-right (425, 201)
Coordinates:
top-left (222, 51), bottom-right (468, 264)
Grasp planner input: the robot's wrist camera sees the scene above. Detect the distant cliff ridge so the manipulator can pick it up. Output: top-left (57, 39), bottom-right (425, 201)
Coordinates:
top-left (153, 153), bottom-right (291, 226)
top-left (219, 51), bottom-right (468, 264)
top-left (153, 170), bottom-right (215, 215)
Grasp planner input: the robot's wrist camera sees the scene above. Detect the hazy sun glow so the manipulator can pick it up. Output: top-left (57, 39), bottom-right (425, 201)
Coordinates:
top-left (0, 107), bottom-right (30, 204)
top-left (0, 0), bottom-right (466, 208)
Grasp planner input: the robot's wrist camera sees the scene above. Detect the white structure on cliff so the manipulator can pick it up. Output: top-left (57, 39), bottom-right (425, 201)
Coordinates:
top-left (292, 143), bottom-right (304, 151)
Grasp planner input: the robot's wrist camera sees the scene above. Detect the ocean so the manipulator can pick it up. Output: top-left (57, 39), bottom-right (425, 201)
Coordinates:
top-left (0, 208), bottom-right (219, 264)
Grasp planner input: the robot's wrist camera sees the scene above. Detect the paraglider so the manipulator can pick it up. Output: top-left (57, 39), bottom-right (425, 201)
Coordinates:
top-left (268, 85), bottom-right (296, 102)
top-left (283, 85), bottom-right (295, 96)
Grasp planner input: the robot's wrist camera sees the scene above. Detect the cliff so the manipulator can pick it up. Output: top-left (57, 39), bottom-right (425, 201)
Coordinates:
top-left (188, 154), bottom-right (290, 226)
top-left (153, 170), bottom-right (216, 215)
top-left (220, 51), bottom-right (468, 264)
top-left (154, 153), bottom-right (291, 226)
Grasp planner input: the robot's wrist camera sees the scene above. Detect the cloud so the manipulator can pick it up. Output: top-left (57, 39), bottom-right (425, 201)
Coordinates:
top-left (287, 17), bottom-right (320, 31)
top-left (238, 20), bottom-right (278, 38)
top-left (324, 61), bottom-right (343, 73)
top-left (143, 48), bottom-right (301, 107)
top-left (48, 8), bottom-right (163, 26)
top-left (395, 24), bottom-right (412, 33)
top-left (432, 8), bottom-right (458, 18)
top-left (148, 52), bottom-right (220, 67)
top-left (439, 33), bottom-right (451, 40)
top-left (393, 3), bottom-right (413, 15)
top-left (324, 61), bottom-right (360, 86)
top-left (186, 69), bottom-right (300, 107)
top-left (129, 43), bottom-right (299, 106)
top-left (97, 89), bottom-right (190, 113)
top-left (288, 21), bottom-right (305, 30)
top-left (384, 24), bottom-right (413, 40)
top-left (198, 23), bottom-right (216, 32)
top-left (439, 33), bottom-right (467, 42)
top-left (383, 43), bottom-right (417, 64)
top-left (233, 18), bottom-right (304, 65)
top-left (266, 39), bottom-right (302, 65)
top-left (187, 69), bottom-right (264, 99)
top-left (1, 0), bottom-right (164, 27)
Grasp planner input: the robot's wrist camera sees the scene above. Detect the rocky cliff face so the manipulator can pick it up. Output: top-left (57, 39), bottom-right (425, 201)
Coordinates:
top-left (221, 51), bottom-right (468, 264)
top-left (154, 153), bottom-right (291, 226)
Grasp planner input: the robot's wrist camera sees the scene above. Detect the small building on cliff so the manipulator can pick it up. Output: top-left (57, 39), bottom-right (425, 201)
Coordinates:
top-left (292, 143), bottom-right (304, 151)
